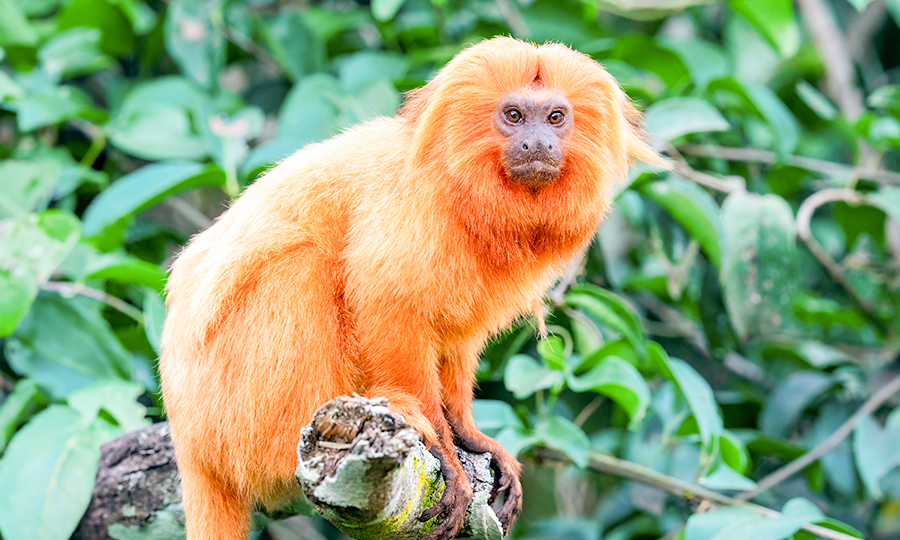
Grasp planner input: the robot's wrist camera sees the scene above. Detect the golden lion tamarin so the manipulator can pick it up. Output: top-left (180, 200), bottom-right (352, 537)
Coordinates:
top-left (159, 36), bottom-right (656, 540)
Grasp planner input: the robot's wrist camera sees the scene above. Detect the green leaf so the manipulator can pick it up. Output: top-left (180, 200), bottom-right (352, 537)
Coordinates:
top-left (575, 338), bottom-right (640, 374)
top-left (565, 285), bottom-right (645, 356)
top-left (144, 289), bottom-right (166, 355)
top-left (164, 0), bottom-right (225, 88)
top-left (760, 371), bottom-right (834, 438)
top-left (0, 160), bottom-right (60, 218)
top-left (853, 411), bottom-right (900, 499)
top-left (503, 354), bottom-right (564, 400)
top-left (700, 460), bottom-right (757, 491)
top-left (636, 177), bottom-right (726, 269)
top-left (0, 406), bottom-right (109, 540)
top-left (12, 85), bottom-right (93, 132)
top-left (81, 162), bottom-right (224, 240)
top-left (279, 74), bottom-right (365, 145)
top-left (38, 28), bottom-right (113, 81)
top-left (710, 78), bottom-right (800, 155)
top-left (720, 430), bottom-right (751, 474)
top-left (0, 0), bottom-right (38, 46)
top-left (57, 0), bottom-right (135, 57)
top-left (729, 0), bottom-right (800, 58)
top-left (5, 295), bottom-right (136, 398)
top-left (567, 356), bottom-right (650, 424)
top-left (795, 81), bottom-right (838, 120)
top-left (472, 400), bottom-right (521, 431)
top-left (537, 335), bottom-right (567, 370)
top-left (0, 379), bottom-right (43, 452)
top-left (85, 253), bottom-right (167, 292)
top-left (868, 85), bottom-right (900, 114)
top-left (868, 187), bottom-right (900, 224)
top-left (534, 416), bottom-right (590, 467)
top-left (68, 380), bottom-right (148, 433)
top-left (263, 11), bottom-right (324, 82)
top-left (650, 343), bottom-right (722, 448)
top-left (108, 105), bottom-right (209, 161)
top-left (372, 0), bottom-right (407, 21)
top-left (642, 97), bottom-right (729, 145)
top-left (665, 39), bottom-right (731, 93)
top-left (685, 507), bottom-right (759, 540)
top-left (720, 191), bottom-right (798, 341)
top-left (0, 211), bottom-right (81, 336)
top-left (337, 51), bottom-right (408, 92)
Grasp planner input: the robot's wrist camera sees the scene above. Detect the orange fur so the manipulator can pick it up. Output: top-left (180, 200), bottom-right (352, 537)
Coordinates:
top-left (159, 36), bottom-right (655, 540)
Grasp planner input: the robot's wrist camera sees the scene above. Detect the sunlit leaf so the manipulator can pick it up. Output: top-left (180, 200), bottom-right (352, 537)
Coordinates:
top-left (567, 356), bottom-right (650, 423)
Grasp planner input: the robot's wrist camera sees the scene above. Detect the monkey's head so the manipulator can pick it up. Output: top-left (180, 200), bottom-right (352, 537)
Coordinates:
top-left (402, 37), bottom-right (660, 233)
top-left (493, 86), bottom-right (573, 189)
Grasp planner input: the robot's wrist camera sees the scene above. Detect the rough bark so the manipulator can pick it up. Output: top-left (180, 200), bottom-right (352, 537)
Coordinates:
top-left (74, 397), bottom-right (502, 540)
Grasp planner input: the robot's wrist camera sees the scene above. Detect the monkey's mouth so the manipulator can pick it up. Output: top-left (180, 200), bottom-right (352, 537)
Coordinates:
top-left (506, 161), bottom-right (561, 186)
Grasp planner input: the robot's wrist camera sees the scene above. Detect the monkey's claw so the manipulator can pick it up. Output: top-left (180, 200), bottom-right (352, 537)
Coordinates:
top-left (493, 468), bottom-right (522, 534)
top-left (418, 452), bottom-right (473, 540)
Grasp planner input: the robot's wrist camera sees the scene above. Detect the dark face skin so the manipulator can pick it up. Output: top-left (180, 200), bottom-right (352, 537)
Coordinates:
top-left (494, 90), bottom-right (574, 189)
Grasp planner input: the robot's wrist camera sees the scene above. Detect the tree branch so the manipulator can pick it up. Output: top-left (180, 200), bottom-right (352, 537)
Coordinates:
top-left (795, 188), bottom-right (882, 322)
top-left (678, 144), bottom-right (900, 186)
top-left (536, 449), bottom-right (862, 540)
top-left (736, 372), bottom-right (900, 501)
top-left (76, 397), bottom-right (502, 540)
top-left (42, 281), bottom-right (145, 322)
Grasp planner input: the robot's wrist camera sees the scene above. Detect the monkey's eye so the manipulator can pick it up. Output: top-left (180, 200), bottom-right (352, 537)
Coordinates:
top-left (504, 109), bottom-right (523, 124)
top-left (548, 111), bottom-right (565, 125)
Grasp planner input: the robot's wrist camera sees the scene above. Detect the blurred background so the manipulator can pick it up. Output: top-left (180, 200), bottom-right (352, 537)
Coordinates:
top-left (1, 0), bottom-right (899, 539)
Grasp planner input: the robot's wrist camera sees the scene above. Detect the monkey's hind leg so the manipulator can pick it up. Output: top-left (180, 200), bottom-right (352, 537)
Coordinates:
top-left (180, 462), bottom-right (251, 540)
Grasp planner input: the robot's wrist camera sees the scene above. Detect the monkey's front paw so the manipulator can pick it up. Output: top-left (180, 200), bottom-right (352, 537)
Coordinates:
top-left (418, 453), bottom-right (473, 540)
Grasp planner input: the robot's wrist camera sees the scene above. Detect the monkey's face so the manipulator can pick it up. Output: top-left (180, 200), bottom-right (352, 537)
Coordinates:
top-left (494, 89), bottom-right (574, 189)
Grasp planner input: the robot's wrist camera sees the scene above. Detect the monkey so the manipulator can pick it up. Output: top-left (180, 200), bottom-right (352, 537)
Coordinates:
top-left (159, 36), bottom-right (657, 540)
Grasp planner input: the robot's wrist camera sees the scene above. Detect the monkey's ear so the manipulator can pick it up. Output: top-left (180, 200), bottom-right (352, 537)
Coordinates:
top-left (621, 97), bottom-right (667, 168)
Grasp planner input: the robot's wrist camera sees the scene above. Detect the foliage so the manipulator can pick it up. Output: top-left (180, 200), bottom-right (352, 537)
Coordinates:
top-left (0, 0), bottom-right (899, 539)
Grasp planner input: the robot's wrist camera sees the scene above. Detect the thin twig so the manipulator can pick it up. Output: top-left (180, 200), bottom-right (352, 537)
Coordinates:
top-left (163, 197), bottom-right (215, 231)
top-left (797, 0), bottom-right (866, 121)
top-left (572, 396), bottom-right (603, 428)
top-left (678, 144), bottom-right (900, 186)
top-left (795, 188), bottom-right (882, 322)
top-left (42, 281), bottom-right (144, 322)
top-left (534, 448), bottom-right (862, 540)
top-left (663, 146), bottom-right (744, 193)
top-left (737, 372), bottom-right (900, 501)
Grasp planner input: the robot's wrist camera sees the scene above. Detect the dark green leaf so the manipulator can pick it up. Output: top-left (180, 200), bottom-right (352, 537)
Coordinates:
top-left (759, 371), bottom-right (834, 437)
top-left (81, 162), bottom-right (224, 239)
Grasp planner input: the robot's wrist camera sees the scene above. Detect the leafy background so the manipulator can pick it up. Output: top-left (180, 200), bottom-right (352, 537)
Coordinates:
top-left (0, 0), bottom-right (899, 539)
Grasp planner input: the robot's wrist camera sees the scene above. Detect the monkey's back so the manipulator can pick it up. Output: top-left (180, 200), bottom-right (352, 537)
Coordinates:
top-left (159, 117), bottom-right (411, 506)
